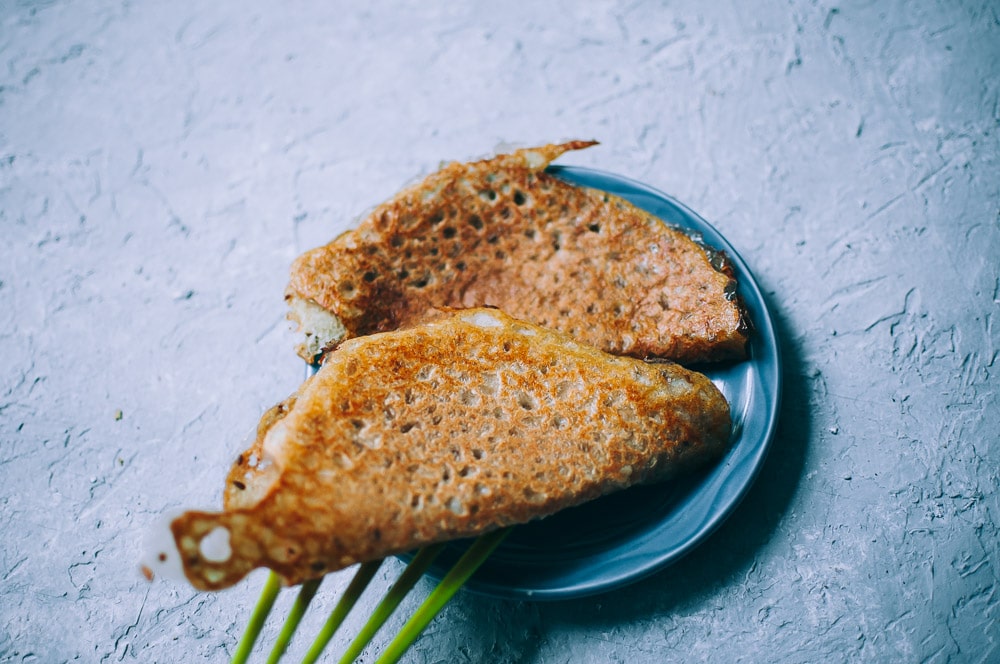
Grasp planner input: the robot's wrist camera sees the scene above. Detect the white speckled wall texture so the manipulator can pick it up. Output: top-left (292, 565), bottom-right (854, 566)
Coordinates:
top-left (1, 1), bottom-right (997, 662)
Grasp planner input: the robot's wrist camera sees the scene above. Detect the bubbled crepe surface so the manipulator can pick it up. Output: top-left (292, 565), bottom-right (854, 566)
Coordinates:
top-left (287, 142), bottom-right (747, 363)
top-left (170, 309), bottom-right (731, 590)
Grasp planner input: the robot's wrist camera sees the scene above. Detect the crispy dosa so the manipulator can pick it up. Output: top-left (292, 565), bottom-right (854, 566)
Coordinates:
top-left (153, 308), bottom-right (731, 590)
top-left (287, 142), bottom-right (748, 364)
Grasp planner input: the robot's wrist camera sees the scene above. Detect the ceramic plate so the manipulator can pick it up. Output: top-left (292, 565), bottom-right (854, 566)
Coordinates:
top-left (414, 165), bottom-right (782, 600)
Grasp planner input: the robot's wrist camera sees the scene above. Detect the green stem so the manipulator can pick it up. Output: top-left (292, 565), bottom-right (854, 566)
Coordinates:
top-left (231, 571), bottom-right (282, 664)
top-left (373, 529), bottom-right (510, 664)
top-left (300, 559), bottom-right (384, 664)
top-left (265, 577), bottom-right (323, 664)
top-left (336, 544), bottom-right (446, 664)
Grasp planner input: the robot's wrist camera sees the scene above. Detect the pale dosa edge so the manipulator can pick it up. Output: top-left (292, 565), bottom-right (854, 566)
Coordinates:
top-left (287, 141), bottom-right (749, 365)
top-left (153, 308), bottom-right (731, 591)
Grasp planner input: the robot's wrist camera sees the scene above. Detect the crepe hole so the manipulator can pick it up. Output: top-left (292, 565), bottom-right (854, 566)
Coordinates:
top-left (499, 206), bottom-right (511, 219)
top-left (442, 467), bottom-right (452, 481)
top-left (523, 228), bottom-right (536, 239)
top-left (495, 250), bottom-right (506, 260)
top-left (523, 487), bottom-right (546, 503)
top-left (410, 494), bottom-right (423, 510)
top-left (428, 211), bottom-right (444, 225)
top-left (310, 561), bottom-right (326, 572)
top-left (472, 448), bottom-right (485, 460)
top-left (363, 270), bottom-right (378, 282)
top-left (513, 190), bottom-right (526, 205)
top-left (474, 483), bottom-right (491, 496)
top-left (516, 391), bottom-right (537, 411)
top-left (551, 233), bottom-right (562, 251)
top-left (469, 504), bottom-right (480, 515)
top-left (588, 222), bottom-right (601, 233)
top-left (390, 235), bottom-right (404, 248)
top-left (232, 480), bottom-right (246, 491)
top-left (442, 226), bottom-right (457, 239)
top-left (455, 261), bottom-right (466, 271)
top-left (468, 214), bottom-right (484, 230)
top-left (447, 497), bottom-right (464, 515)
top-left (481, 373), bottom-right (499, 395)
top-left (400, 422), bottom-right (418, 434)
top-left (411, 273), bottom-right (431, 288)
top-left (502, 342), bottom-right (512, 352)
top-left (550, 416), bottom-right (567, 430)
top-left (459, 465), bottom-right (474, 478)
top-left (429, 246), bottom-right (439, 256)
top-left (338, 281), bottom-right (356, 296)
top-left (398, 269), bottom-right (410, 280)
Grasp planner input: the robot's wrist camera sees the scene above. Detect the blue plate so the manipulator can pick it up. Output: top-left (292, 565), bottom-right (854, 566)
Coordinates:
top-left (415, 165), bottom-right (783, 601)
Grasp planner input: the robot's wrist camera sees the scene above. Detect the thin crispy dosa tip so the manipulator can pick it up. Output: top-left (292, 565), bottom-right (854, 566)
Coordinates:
top-left (166, 510), bottom-right (259, 591)
top-left (513, 140), bottom-right (598, 170)
top-left (142, 509), bottom-right (243, 590)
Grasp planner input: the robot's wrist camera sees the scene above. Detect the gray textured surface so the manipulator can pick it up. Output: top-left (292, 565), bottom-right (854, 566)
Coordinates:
top-left (2, 0), bottom-right (998, 662)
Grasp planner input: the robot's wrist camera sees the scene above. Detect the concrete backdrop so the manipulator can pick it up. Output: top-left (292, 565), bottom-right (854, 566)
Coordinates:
top-left (1, 1), bottom-right (998, 662)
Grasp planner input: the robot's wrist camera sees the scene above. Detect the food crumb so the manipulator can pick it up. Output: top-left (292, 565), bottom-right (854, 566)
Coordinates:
top-left (114, 409), bottom-right (123, 421)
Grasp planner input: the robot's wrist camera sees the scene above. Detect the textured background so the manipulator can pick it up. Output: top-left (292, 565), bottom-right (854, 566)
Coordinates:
top-left (2, 1), bottom-right (998, 662)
